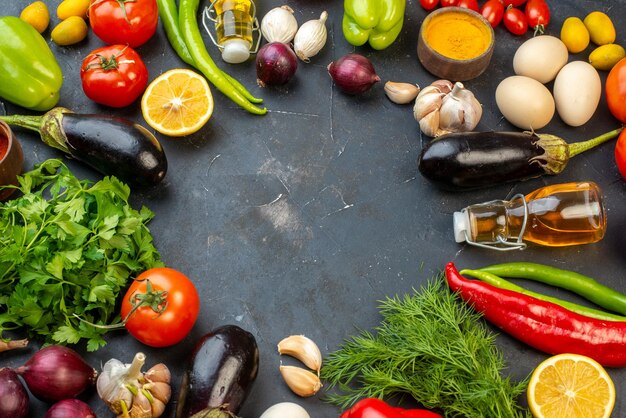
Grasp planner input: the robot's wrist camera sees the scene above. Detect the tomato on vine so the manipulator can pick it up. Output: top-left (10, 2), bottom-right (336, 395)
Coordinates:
top-left (481, 0), bottom-right (505, 28)
top-left (503, 6), bottom-right (528, 35)
top-left (525, 0), bottom-right (550, 34)
top-left (120, 268), bottom-right (200, 347)
top-left (89, 0), bottom-right (158, 48)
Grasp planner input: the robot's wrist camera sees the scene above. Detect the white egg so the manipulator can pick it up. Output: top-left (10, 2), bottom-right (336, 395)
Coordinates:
top-left (553, 61), bottom-right (601, 127)
top-left (495, 76), bottom-right (555, 130)
top-left (513, 35), bottom-right (568, 83)
top-left (259, 402), bottom-right (311, 418)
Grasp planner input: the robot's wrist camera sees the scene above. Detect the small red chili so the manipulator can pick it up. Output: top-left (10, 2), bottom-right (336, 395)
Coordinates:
top-left (445, 262), bottom-right (626, 368)
top-left (340, 398), bottom-right (442, 418)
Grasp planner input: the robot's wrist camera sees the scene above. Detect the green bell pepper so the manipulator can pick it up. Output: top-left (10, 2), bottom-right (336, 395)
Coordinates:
top-left (343, 0), bottom-right (406, 50)
top-left (0, 16), bottom-right (63, 111)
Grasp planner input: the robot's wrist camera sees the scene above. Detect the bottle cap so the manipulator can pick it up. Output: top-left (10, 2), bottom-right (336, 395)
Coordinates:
top-left (453, 211), bottom-right (469, 243)
top-left (222, 39), bottom-right (251, 64)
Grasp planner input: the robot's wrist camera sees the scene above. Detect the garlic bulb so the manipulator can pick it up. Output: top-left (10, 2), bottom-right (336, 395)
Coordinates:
top-left (294, 11), bottom-right (328, 62)
top-left (413, 80), bottom-right (482, 137)
top-left (384, 81), bottom-right (421, 104)
top-left (261, 5), bottom-right (298, 44)
top-left (97, 352), bottom-right (171, 418)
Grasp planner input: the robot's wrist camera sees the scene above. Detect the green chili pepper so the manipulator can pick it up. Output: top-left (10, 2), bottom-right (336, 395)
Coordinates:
top-left (342, 0), bottom-right (406, 50)
top-left (479, 262), bottom-right (626, 316)
top-left (0, 16), bottom-right (63, 111)
top-left (461, 269), bottom-right (626, 322)
top-left (179, 0), bottom-right (267, 115)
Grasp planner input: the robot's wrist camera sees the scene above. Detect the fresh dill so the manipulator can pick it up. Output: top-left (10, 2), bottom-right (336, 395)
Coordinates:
top-left (321, 275), bottom-right (531, 418)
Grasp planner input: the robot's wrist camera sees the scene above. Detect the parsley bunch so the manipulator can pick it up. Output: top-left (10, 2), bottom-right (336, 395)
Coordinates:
top-left (0, 159), bottom-right (163, 351)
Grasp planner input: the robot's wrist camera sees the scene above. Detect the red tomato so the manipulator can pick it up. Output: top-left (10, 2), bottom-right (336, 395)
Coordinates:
top-left (615, 129), bottom-right (626, 179)
top-left (89, 0), bottom-right (158, 48)
top-left (457, 0), bottom-right (479, 12)
top-left (440, 0), bottom-right (459, 6)
top-left (606, 58), bottom-right (626, 123)
top-left (120, 268), bottom-right (200, 347)
top-left (503, 6), bottom-right (528, 35)
top-left (420, 0), bottom-right (440, 10)
top-left (503, 0), bottom-right (526, 5)
top-left (525, 0), bottom-right (550, 33)
top-left (481, 0), bottom-right (505, 27)
top-left (80, 45), bottom-right (148, 108)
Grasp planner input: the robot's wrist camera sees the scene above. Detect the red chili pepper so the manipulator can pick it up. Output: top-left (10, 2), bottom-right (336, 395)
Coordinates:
top-left (340, 398), bottom-right (442, 418)
top-left (445, 262), bottom-right (626, 367)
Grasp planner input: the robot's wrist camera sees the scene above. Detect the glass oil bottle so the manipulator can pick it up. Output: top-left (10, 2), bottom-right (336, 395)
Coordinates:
top-left (453, 182), bottom-right (606, 250)
top-left (204, 0), bottom-right (259, 64)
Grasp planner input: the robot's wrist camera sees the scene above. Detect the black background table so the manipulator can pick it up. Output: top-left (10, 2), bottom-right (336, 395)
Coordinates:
top-left (3, 0), bottom-right (626, 416)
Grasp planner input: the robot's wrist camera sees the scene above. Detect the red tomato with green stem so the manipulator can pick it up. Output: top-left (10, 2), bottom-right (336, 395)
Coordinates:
top-left (120, 268), bottom-right (200, 347)
top-left (615, 129), bottom-right (626, 179)
top-left (503, 6), bottom-right (528, 35)
top-left (420, 0), bottom-right (439, 10)
top-left (89, 0), bottom-right (158, 48)
top-left (525, 0), bottom-right (549, 34)
top-left (481, 0), bottom-right (505, 27)
top-left (440, 0), bottom-right (459, 6)
top-left (80, 45), bottom-right (148, 108)
top-left (457, 0), bottom-right (479, 12)
top-left (606, 57), bottom-right (626, 123)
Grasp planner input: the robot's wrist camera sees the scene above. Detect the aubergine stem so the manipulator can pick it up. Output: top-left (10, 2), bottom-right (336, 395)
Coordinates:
top-left (567, 127), bottom-right (623, 157)
top-left (0, 108), bottom-right (71, 153)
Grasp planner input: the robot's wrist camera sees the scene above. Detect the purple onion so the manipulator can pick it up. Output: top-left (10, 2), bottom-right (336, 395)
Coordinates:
top-left (0, 368), bottom-right (29, 418)
top-left (16, 345), bottom-right (97, 403)
top-left (256, 42), bottom-right (298, 87)
top-left (327, 53), bottom-right (381, 95)
top-left (45, 399), bottom-right (96, 418)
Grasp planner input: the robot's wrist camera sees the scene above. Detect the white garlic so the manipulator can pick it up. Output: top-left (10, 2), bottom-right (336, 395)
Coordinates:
top-left (294, 11), bottom-right (328, 62)
top-left (279, 365), bottom-right (322, 397)
top-left (260, 5), bottom-right (298, 44)
top-left (277, 335), bottom-right (322, 374)
top-left (384, 81), bottom-right (421, 104)
top-left (413, 80), bottom-right (482, 137)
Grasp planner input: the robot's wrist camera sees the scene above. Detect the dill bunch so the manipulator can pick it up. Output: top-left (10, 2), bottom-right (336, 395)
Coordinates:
top-left (321, 275), bottom-right (531, 418)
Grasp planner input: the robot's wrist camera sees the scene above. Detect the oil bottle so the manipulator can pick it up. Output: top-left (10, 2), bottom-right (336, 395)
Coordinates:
top-left (207, 0), bottom-right (257, 64)
top-left (453, 182), bottom-right (606, 250)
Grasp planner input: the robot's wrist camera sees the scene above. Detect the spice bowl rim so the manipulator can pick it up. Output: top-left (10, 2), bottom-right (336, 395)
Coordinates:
top-left (417, 6), bottom-right (495, 80)
top-left (0, 118), bottom-right (24, 201)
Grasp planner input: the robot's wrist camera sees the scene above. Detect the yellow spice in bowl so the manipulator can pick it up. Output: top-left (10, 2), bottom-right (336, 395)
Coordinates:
top-left (424, 11), bottom-right (491, 60)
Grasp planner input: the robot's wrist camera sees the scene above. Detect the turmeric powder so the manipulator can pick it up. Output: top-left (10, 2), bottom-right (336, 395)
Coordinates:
top-left (425, 12), bottom-right (492, 60)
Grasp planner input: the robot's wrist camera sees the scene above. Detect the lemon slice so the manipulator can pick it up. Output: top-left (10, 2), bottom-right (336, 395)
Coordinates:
top-left (528, 353), bottom-right (615, 418)
top-left (141, 68), bottom-right (213, 137)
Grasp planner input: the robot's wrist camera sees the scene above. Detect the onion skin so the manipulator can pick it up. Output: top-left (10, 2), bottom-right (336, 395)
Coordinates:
top-left (45, 399), bottom-right (96, 418)
top-left (256, 42), bottom-right (298, 87)
top-left (0, 368), bottom-right (29, 418)
top-left (16, 345), bottom-right (97, 403)
top-left (327, 53), bottom-right (381, 95)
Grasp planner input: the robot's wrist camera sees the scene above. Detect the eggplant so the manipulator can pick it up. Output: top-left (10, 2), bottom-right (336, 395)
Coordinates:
top-left (176, 325), bottom-right (259, 418)
top-left (418, 129), bottom-right (622, 190)
top-left (0, 107), bottom-right (167, 186)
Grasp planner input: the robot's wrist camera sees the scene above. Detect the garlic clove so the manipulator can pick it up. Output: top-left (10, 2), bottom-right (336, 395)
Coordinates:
top-left (150, 398), bottom-right (167, 418)
top-left (277, 335), bottom-right (323, 374)
top-left (413, 86), bottom-right (444, 121)
top-left (279, 365), bottom-right (322, 397)
top-left (129, 389), bottom-right (152, 418)
top-left (431, 79), bottom-right (454, 94)
top-left (384, 81), bottom-right (421, 104)
top-left (419, 110), bottom-right (441, 137)
top-left (261, 5), bottom-right (298, 44)
top-left (144, 363), bottom-right (171, 384)
top-left (146, 381), bottom-right (171, 404)
top-left (294, 11), bottom-right (328, 62)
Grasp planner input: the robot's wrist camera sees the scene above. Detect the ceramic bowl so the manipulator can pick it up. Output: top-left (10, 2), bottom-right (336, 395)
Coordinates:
top-left (417, 7), bottom-right (495, 81)
top-left (0, 119), bottom-right (24, 201)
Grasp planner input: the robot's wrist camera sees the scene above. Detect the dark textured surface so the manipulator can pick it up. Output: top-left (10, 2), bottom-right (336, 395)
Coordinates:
top-left (3, 0), bottom-right (626, 417)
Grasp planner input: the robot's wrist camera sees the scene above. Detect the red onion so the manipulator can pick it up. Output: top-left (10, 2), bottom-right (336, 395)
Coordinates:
top-left (0, 368), bottom-right (29, 418)
top-left (16, 345), bottom-right (97, 402)
top-left (327, 53), bottom-right (381, 95)
top-left (45, 399), bottom-right (96, 418)
top-left (256, 42), bottom-right (298, 87)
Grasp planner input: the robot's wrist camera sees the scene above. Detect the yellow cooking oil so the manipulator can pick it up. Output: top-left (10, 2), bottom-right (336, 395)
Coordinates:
top-left (213, 0), bottom-right (254, 46)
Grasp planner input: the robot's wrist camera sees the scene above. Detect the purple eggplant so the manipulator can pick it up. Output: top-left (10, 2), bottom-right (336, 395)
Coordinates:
top-left (176, 325), bottom-right (259, 418)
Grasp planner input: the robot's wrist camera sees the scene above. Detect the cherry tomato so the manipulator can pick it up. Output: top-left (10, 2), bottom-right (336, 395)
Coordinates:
top-left (615, 129), bottom-right (626, 179)
top-left (120, 267), bottom-right (200, 347)
top-left (503, 6), bottom-right (528, 35)
top-left (606, 58), bottom-right (626, 123)
top-left (481, 0), bottom-right (505, 28)
top-left (503, 0), bottom-right (526, 5)
top-left (89, 0), bottom-right (158, 48)
top-left (440, 0), bottom-right (459, 6)
top-left (525, 0), bottom-right (550, 34)
top-left (80, 45), bottom-right (148, 108)
top-left (457, 0), bottom-right (479, 12)
top-left (420, 0), bottom-right (440, 10)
